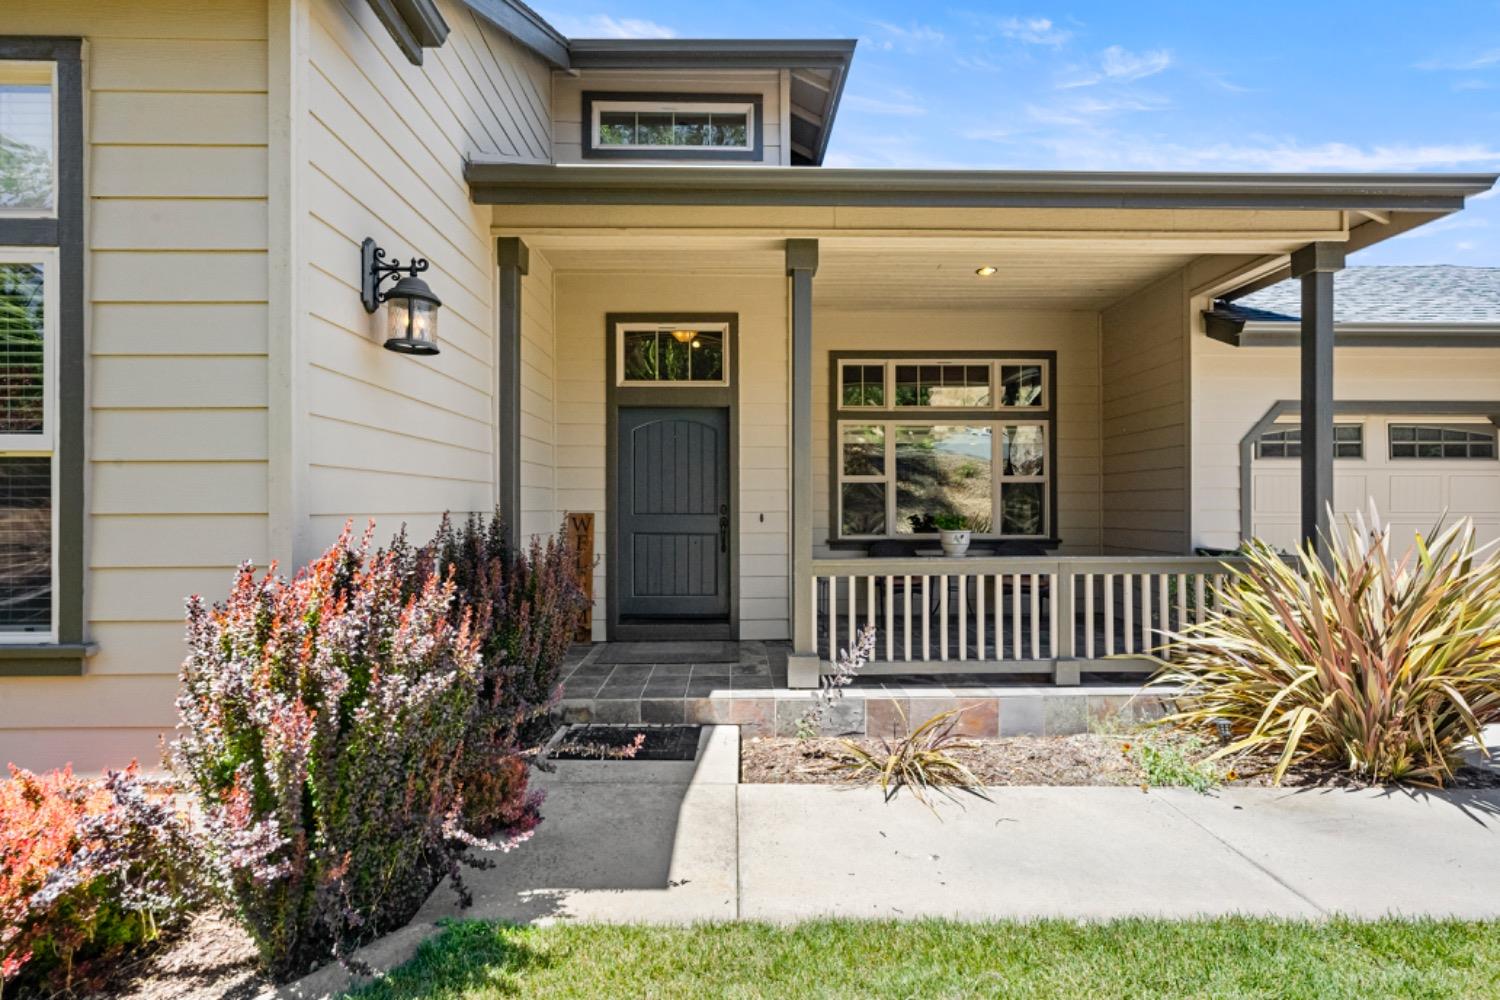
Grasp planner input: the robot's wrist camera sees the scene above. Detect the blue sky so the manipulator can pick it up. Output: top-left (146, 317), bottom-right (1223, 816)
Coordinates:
top-left (535, 1), bottom-right (1500, 265)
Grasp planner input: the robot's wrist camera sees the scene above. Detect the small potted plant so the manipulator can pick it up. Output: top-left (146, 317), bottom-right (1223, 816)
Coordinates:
top-left (932, 513), bottom-right (972, 557)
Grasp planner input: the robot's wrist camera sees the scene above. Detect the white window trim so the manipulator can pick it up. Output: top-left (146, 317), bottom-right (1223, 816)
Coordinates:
top-left (836, 417), bottom-right (1050, 540)
top-left (615, 321), bottom-right (731, 387)
top-left (837, 357), bottom-right (1050, 412)
top-left (0, 246), bottom-right (58, 643)
top-left (0, 60), bottom-right (58, 220)
top-left (591, 99), bottom-right (755, 152)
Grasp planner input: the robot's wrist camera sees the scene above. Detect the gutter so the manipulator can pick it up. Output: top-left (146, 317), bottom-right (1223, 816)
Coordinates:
top-left (1204, 313), bottom-right (1500, 348)
top-left (465, 163), bottom-right (1500, 209)
top-left (567, 38), bottom-right (858, 70)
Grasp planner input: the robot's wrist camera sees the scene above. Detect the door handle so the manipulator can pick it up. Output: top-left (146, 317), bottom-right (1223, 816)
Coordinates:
top-left (719, 504), bottom-right (729, 553)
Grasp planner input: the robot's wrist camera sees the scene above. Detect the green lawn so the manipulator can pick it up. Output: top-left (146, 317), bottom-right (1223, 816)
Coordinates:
top-left (349, 917), bottom-right (1500, 999)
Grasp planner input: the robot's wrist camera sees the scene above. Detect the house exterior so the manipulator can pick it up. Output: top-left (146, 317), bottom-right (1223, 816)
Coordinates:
top-left (0, 0), bottom-right (1495, 770)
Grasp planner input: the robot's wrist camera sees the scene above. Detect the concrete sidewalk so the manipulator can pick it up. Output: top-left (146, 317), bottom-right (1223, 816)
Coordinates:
top-left (417, 726), bottom-right (1500, 926)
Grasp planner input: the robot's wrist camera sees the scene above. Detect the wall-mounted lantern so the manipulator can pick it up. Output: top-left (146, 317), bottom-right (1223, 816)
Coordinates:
top-left (361, 237), bottom-right (442, 355)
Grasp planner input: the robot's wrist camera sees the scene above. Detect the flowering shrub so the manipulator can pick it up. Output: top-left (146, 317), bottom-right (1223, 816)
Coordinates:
top-left (170, 525), bottom-right (486, 980)
top-left (406, 512), bottom-right (587, 835)
top-left (1, 764), bottom-right (199, 996)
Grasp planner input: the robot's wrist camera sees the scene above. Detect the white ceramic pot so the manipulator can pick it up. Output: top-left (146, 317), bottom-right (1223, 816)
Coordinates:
top-left (939, 529), bottom-right (971, 557)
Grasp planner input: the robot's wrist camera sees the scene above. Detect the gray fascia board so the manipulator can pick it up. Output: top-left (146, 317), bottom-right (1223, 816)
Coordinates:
top-left (566, 38), bottom-right (858, 70)
top-left (1235, 320), bottom-right (1500, 348)
top-left (464, 163), bottom-right (1499, 210)
top-left (462, 0), bottom-right (570, 67)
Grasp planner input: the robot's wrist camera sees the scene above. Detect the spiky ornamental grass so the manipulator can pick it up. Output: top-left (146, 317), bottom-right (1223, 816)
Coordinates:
top-left (1151, 510), bottom-right (1500, 786)
top-left (838, 707), bottom-right (990, 813)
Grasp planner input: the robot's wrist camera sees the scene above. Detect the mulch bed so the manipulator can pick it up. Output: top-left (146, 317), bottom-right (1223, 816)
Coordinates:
top-left (740, 733), bottom-right (1500, 789)
top-left (79, 911), bottom-right (264, 1000)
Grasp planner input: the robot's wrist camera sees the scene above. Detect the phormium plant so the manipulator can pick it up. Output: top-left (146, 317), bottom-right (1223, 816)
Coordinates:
top-left (1152, 508), bottom-right (1500, 786)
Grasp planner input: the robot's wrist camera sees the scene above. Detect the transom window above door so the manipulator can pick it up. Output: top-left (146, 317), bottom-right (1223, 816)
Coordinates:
top-left (832, 354), bottom-right (1055, 541)
top-left (617, 323), bottom-right (729, 386)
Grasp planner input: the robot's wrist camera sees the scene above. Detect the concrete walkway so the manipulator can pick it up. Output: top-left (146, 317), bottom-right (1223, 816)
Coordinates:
top-left (418, 726), bottom-right (1500, 926)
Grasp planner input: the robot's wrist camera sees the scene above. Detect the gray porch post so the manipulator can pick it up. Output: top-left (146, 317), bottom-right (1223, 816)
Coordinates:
top-left (1290, 242), bottom-right (1344, 558)
top-left (786, 238), bottom-right (820, 688)
top-left (497, 237), bottom-right (529, 551)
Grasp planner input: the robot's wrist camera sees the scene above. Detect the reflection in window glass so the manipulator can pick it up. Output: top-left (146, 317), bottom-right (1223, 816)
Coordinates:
top-left (893, 363), bottom-right (990, 407)
top-left (1256, 424), bottom-right (1363, 459)
top-left (598, 110), bottom-right (636, 144)
top-left (0, 62), bottom-right (54, 211)
top-left (1001, 424), bottom-right (1045, 476)
top-left (894, 425), bottom-right (992, 533)
top-left (0, 455), bottom-right (50, 633)
top-left (842, 424), bottom-right (884, 476)
top-left (621, 329), bottom-right (726, 383)
top-left (841, 364), bottom-right (884, 406)
top-left (1390, 424), bottom-right (1496, 460)
top-left (0, 263), bottom-right (44, 435)
top-left (595, 106), bottom-right (751, 149)
top-left (841, 482), bottom-right (885, 535)
top-left (1001, 482), bottom-right (1045, 536)
top-left (1000, 364), bottom-right (1043, 406)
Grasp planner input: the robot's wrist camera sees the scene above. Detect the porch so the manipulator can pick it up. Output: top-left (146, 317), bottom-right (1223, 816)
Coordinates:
top-left (552, 639), bottom-right (1175, 738)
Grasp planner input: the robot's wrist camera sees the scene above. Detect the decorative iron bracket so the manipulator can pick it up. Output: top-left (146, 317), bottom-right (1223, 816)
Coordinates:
top-left (361, 237), bottom-right (431, 313)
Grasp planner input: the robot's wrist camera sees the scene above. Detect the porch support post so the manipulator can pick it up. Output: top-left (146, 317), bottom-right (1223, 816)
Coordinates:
top-left (787, 238), bottom-right (820, 688)
top-left (497, 236), bottom-right (529, 551)
top-left (1290, 241), bottom-right (1343, 559)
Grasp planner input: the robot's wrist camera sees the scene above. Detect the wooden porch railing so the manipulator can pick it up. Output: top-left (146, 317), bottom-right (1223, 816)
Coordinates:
top-left (808, 555), bottom-right (1246, 678)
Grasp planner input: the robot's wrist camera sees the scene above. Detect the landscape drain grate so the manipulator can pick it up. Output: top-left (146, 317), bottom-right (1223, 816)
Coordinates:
top-left (552, 725), bottom-right (702, 761)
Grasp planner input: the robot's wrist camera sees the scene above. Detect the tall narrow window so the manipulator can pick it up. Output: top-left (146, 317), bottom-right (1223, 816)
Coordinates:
top-left (0, 38), bottom-right (82, 664)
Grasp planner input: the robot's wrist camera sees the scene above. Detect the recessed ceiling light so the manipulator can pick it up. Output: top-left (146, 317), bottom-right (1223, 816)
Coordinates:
top-left (975, 265), bottom-right (997, 277)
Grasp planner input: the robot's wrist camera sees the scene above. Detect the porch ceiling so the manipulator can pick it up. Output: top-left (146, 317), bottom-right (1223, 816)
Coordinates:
top-left (531, 237), bottom-right (1197, 310)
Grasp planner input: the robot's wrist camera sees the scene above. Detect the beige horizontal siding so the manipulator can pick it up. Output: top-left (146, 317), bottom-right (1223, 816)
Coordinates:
top-left (300, 0), bottom-right (552, 565)
top-left (1100, 271), bottom-right (1189, 554)
top-left (2, 0), bottom-right (273, 773)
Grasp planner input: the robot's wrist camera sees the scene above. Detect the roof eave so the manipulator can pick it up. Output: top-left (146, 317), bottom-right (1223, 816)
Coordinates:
top-left (465, 163), bottom-right (1500, 210)
top-left (1207, 317), bottom-right (1500, 348)
top-left (565, 38), bottom-right (858, 70)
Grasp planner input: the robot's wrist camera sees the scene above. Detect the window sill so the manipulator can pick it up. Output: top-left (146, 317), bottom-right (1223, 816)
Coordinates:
top-left (0, 643), bottom-right (96, 677)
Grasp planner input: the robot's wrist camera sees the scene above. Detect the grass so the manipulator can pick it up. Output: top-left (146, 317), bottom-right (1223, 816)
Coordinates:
top-left (348, 917), bottom-right (1500, 999)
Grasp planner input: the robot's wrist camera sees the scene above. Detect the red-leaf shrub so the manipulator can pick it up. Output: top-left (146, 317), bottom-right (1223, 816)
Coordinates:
top-left (396, 511), bottom-right (588, 836)
top-left (169, 525), bottom-right (490, 980)
top-left (0, 764), bottom-right (199, 996)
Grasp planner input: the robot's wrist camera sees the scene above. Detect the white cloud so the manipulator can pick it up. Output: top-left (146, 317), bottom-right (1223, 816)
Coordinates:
top-left (843, 89), bottom-right (927, 117)
top-left (1060, 45), bottom-right (1172, 88)
top-left (1417, 48), bottom-right (1500, 71)
top-left (1023, 93), bottom-right (1170, 126)
top-left (866, 21), bottom-right (945, 52)
top-left (1028, 135), bottom-right (1500, 173)
top-left (995, 16), bottom-right (1071, 46)
top-left (549, 14), bottom-right (676, 39)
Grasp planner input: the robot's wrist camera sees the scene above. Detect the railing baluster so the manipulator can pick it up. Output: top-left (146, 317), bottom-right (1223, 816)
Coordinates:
top-left (1011, 574), bottom-right (1023, 658)
top-left (976, 573), bottom-right (987, 660)
top-left (1157, 575), bottom-right (1169, 647)
top-left (826, 575), bottom-right (836, 659)
top-left (958, 574), bottom-right (968, 661)
top-left (1195, 574), bottom-right (1206, 625)
top-left (1084, 573), bottom-right (1095, 659)
top-left (1123, 574), bottom-right (1135, 655)
top-left (992, 574), bottom-right (1002, 660)
top-left (939, 575), bottom-right (949, 661)
top-left (1103, 573), bottom-right (1115, 655)
top-left (1175, 573), bottom-right (1187, 636)
top-left (866, 575), bottom-right (876, 649)
top-left (903, 576), bottom-right (912, 661)
top-left (811, 575), bottom-right (820, 658)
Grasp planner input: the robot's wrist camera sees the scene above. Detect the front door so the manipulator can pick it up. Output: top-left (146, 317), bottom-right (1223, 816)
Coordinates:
top-left (617, 407), bottom-right (731, 622)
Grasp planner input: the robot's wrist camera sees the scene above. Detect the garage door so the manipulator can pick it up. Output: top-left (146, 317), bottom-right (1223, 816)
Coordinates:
top-left (1249, 417), bottom-right (1500, 554)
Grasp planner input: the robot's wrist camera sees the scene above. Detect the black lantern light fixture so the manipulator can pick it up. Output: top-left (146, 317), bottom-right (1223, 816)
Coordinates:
top-left (361, 237), bottom-right (441, 355)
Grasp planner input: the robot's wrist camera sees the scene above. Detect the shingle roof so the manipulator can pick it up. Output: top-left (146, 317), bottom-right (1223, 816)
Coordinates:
top-left (1225, 265), bottom-right (1500, 325)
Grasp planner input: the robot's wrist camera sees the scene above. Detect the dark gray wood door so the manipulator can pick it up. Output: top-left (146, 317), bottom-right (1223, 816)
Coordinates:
top-left (617, 407), bottom-right (730, 620)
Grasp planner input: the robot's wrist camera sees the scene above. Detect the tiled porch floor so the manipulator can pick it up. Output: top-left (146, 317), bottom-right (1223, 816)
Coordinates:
top-left (554, 641), bottom-right (1165, 738)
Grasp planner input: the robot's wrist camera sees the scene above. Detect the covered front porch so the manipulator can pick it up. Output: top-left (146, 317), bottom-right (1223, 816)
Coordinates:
top-left (472, 167), bottom-right (1492, 687)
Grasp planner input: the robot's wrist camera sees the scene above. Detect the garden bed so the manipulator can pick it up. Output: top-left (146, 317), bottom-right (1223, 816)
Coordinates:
top-left (740, 733), bottom-right (1500, 789)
